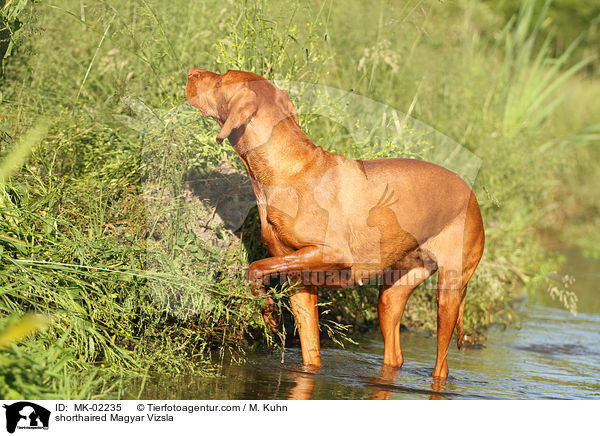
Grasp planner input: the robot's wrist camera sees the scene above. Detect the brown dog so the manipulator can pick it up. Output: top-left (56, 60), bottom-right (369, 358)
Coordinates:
top-left (186, 68), bottom-right (484, 379)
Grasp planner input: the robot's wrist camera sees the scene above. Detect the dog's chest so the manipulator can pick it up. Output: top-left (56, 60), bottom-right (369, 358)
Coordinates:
top-left (259, 186), bottom-right (329, 250)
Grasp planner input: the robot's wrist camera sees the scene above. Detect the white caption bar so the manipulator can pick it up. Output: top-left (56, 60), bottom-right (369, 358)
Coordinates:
top-left (0, 400), bottom-right (595, 436)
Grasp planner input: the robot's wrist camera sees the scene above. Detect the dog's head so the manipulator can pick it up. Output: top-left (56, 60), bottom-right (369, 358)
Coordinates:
top-left (186, 69), bottom-right (299, 144)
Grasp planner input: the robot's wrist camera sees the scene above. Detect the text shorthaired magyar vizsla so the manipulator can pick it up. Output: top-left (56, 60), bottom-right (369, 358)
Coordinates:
top-left (186, 69), bottom-right (485, 380)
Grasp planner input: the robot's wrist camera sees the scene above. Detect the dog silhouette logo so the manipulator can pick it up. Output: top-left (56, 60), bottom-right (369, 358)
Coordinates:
top-left (2, 402), bottom-right (50, 433)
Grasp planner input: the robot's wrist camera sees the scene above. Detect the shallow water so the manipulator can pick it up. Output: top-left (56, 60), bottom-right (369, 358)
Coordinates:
top-left (136, 250), bottom-right (599, 400)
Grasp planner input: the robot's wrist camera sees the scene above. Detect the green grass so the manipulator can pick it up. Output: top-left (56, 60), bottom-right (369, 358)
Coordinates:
top-left (0, 0), bottom-right (598, 398)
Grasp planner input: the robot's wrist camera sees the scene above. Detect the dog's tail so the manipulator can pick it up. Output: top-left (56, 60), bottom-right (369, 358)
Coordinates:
top-left (456, 289), bottom-right (467, 349)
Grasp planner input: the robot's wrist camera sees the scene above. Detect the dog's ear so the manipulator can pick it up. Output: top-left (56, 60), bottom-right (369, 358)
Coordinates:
top-left (216, 87), bottom-right (258, 144)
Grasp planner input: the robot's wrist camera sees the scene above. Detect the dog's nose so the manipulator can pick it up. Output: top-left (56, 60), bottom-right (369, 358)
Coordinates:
top-left (188, 67), bottom-right (205, 77)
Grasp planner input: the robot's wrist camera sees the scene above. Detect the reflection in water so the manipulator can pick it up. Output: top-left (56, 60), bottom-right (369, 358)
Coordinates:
top-left (288, 366), bottom-right (318, 400)
top-left (367, 366), bottom-right (399, 400)
top-left (364, 366), bottom-right (453, 400)
top-left (430, 377), bottom-right (449, 401)
top-left (128, 252), bottom-right (599, 400)
top-left (286, 365), bottom-right (451, 400)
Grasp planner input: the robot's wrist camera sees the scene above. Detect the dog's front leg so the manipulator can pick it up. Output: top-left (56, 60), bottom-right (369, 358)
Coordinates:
top-left (247, 246), bottom-right (346, 366)
top-left (289, 285), bottom-right (321, 366)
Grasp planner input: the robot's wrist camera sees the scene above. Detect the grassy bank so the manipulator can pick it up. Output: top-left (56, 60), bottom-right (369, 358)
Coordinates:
top-left (0, 0), bottom-right (598, 398)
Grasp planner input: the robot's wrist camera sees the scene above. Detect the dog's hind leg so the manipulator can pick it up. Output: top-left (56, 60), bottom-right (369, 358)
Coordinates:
top-left (432, 274), bottom-right (466, 379)
top-left (378, 253), bottom-right (437, 368)
top-left (428, 195), bottom-right (484, 379)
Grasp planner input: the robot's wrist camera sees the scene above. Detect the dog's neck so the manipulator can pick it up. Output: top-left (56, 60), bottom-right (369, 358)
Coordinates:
top-left (230, 118), bottom-right (325, 188)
